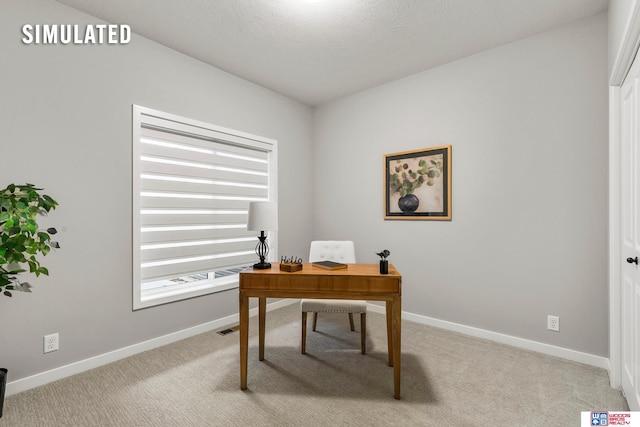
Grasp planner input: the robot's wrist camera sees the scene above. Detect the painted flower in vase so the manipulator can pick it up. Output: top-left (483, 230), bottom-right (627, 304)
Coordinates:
top-left (388, 155), bottom-right (444, 213)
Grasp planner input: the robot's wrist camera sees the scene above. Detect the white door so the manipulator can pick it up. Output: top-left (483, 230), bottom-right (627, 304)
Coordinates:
top-left (621, 54), bottom-right (640, 410)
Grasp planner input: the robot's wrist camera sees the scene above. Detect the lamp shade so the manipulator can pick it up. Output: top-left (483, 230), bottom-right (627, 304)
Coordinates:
top-left (247, 202), bottom-right (278, 231)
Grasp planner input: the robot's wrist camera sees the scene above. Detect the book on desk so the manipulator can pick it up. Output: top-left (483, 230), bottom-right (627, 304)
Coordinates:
top-left (311, 260), bottom-right (348, 270)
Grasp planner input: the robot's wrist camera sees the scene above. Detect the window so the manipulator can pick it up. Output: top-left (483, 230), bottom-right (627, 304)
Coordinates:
top-left (132, 106), bottom-right (277, 309)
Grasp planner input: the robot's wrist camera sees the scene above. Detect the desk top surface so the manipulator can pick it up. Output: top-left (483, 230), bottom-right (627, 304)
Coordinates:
top-left (240, 262), bottom-right (400, 277)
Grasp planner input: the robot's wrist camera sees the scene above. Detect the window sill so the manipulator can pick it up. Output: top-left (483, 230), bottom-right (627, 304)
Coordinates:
top-left (134, 276), bottom-right (238, 310)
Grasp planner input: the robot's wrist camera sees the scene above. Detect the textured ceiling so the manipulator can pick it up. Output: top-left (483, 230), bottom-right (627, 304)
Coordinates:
top-left (53, 0), bottom-right (608, 106)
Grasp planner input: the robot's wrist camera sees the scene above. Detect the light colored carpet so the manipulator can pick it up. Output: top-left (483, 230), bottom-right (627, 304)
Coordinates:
top-left (1, 303), bottom-right (627, 426)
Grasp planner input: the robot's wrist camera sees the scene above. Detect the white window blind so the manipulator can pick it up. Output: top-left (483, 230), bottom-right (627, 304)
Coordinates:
top-left (132, 105), bottom-right (277, 309)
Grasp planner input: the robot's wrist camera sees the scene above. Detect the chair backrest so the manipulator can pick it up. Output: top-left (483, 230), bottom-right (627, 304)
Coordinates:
top-left (309, 241), bottom-right (356, 263)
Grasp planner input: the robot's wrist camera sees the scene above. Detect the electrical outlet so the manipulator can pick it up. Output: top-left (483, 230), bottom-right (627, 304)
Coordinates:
top-left (44, 333), bottom-right (59, 353)
top-left (547, 315), bottom-right (560, 332)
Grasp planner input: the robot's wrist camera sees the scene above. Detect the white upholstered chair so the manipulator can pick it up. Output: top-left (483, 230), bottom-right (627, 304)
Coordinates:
top-left (300, 240), bottom-right (367, 354)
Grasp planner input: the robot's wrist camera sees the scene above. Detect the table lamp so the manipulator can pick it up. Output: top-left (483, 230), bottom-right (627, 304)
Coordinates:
top-left (247, 201), bottom-right (278, 269)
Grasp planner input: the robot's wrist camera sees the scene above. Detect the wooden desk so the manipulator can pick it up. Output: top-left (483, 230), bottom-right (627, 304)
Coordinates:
top-left (239, 262), bottom-right (402, 399)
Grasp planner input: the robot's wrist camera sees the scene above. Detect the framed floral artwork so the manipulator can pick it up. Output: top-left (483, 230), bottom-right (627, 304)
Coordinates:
top-left (384, 145), bottom-right (451, 220)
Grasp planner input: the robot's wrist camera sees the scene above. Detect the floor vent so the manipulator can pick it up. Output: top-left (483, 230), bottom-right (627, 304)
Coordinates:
top-left (217, 326), bottom-right (239, 336)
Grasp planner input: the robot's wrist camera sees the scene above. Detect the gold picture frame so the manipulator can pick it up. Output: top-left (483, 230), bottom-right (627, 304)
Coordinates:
top-left (384, 145), bottom-right (452, 220)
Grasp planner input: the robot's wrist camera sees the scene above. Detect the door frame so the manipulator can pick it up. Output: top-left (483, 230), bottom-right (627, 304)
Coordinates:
top-left (609, 4), bottom-right (640, 389)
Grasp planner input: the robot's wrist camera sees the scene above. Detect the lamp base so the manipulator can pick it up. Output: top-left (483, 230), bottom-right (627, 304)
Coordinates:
top-left (253, 262), bottom-right (272, 270)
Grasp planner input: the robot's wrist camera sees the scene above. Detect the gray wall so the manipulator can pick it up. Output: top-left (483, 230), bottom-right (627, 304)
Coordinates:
top-left (608, 0), bottom-right (635, 79)
top-left (1, 0), bottom-right (313, 381)
top-left (312, 14), bottom-right (609, 356)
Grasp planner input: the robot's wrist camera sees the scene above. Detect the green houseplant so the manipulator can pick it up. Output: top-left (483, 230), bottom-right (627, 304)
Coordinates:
top-left (0, 183), bottom-right (59, 297)
top-left (0, 183), bottom-right (59, 418)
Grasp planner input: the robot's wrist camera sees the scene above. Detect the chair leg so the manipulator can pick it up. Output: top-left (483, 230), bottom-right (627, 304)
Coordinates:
top-left (348, 313), bottom-right (355, 331)
top-left (301, 311), bottom-right (307, 354)
top-left (360, 313), bottom-right (366, 354)
top-left (312, 312), bottom-right (318, 331)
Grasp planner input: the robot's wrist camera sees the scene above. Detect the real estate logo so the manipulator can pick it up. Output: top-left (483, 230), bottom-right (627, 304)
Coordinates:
top-left (588, 411), bottom-right (638, 426)
top-left (21, 24), bottom-right (131, 45)
top-left (591, 412), bottom-right (608, 426)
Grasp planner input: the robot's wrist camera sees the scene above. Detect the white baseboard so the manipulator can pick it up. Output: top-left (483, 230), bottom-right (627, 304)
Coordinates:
top-left (6, 298), bottom-right (297, 397)
top-left (8, 299), bottom-right (609, 396)
top-left (366, 304), bottom-right (609, 370)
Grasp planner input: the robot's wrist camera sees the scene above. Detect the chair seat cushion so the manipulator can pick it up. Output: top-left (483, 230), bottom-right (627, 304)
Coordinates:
top-left (300, 299), bottom-right (367, 313)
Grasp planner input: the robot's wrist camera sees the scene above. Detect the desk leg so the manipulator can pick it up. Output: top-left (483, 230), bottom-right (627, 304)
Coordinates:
top-left (240, 291), bottom-right (249, 390)
top-left (386, 301), bottom-right (393, 367)
top-left (259, 297), bottom-right (266, 361)
top-left (392, 295), bottom-right (402, 399)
